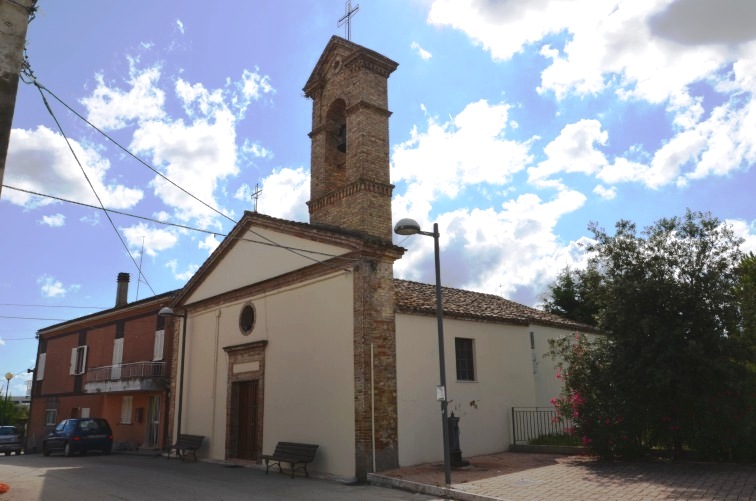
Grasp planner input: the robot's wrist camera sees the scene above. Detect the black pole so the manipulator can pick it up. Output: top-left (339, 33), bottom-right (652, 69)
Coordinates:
top-left (432, 223), bottom-right (452, 486)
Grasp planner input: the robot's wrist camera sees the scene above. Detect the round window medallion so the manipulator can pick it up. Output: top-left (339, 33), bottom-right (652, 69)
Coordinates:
top-left (239, 304), bottom-right (256, 335)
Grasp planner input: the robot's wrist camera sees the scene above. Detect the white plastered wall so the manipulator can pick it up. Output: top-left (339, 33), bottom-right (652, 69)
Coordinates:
top-left (396, 314), bottom-right (537, 467)
top-left (529, 325), bottom-right (577, 407)
top-left (181, 271), bottom-right (357, 479)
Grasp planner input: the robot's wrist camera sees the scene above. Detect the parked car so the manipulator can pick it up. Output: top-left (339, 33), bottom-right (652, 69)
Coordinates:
top-left (42, 418), bottom-right (113, 457)
top-left (0, 425), bottom-right (22, 455)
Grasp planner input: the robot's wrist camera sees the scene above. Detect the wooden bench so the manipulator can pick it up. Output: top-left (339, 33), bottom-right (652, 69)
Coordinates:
top-left (166, 434), bottom-right (204, 462)
top-left (261, 442), bottom-right (319, 478)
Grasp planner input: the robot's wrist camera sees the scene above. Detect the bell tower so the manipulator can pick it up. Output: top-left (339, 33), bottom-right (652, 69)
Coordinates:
top-left (304, 36), bottom-right (398, 241)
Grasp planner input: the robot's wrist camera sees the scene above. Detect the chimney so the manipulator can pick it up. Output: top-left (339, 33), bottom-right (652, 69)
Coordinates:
top-left (115, 273), bottom-right (130, 307)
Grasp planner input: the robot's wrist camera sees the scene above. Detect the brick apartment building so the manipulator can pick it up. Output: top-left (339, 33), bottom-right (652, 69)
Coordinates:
top-left (27, 273), bottom-right (177, 452)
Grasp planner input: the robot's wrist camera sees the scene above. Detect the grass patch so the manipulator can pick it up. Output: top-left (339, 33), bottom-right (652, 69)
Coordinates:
top-left (528, 433), bottom-right (582, 447)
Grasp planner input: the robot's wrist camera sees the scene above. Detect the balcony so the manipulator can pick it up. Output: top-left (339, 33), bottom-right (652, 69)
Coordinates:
top-left (83, 361), bottom-right (167, 394)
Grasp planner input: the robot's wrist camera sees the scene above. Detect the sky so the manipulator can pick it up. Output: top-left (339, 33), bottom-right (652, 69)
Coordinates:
top-left (2, 0), bottom-right (756, 395)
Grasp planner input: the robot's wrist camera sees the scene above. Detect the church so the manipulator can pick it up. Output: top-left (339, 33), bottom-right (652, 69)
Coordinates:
top-left (165, 36), bottom-right (588, 481)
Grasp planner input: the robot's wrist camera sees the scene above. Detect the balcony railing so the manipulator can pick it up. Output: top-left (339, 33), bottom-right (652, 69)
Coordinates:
top-left (84, 361), bottom-right (166, 383)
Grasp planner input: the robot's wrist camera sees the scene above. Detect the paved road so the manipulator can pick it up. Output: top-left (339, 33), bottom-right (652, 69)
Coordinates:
top-left (0, 452), bottom-right (437, 501)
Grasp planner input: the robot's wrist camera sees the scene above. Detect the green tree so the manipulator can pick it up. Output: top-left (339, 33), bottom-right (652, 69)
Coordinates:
top-left (541, 267), bottom-right (600, 326)
top-left (548, 210), bottom-right (756, 460)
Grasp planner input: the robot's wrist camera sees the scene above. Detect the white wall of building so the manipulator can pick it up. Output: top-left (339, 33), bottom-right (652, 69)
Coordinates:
top-left (395, 314), bottom-right (537, 467)
top-left (182, 271), bottom-right (357, 479)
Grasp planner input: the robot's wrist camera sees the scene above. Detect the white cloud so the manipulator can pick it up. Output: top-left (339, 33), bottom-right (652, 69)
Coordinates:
top-left (593, 184), bottom-right (617, 200)
top-left (198, 234), bottom-right (221, 254)
top-left (528, 119), bottom-right (608, 188)
top-left (393, 189), bottom-right (589, 303)
top-left (241, 139), bottom-right (273, 159)
top-left (727, 218), bottom-right (756, 255)
top-left (255, 167), bottom-right (310, 222)
top-left (121, 222), bottom-right (179, 257)
top-left (5, 126), bottom-right (144, 210)
top-left (176, 19), bottom-right (185, 35)
top-left (81, 60), bottom-right (166, 130)
top-left (166, 259), bottom-right (199, 282)
top-left (37, 275), bottom-right (76, 298)
top-left (80, 212), bottom-right (101, 226)
top-left (392, 99), bottom-right (532, 210)
top-left (410, 41), bottom-right (433, 60)
top-left (123, 67), bottom-right (274, 229)
top-left (39, 213), bottom-right (66, 227)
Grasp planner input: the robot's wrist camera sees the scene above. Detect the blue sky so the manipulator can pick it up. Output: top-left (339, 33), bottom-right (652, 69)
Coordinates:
top-left (2, 0), bottom-right (755, 395)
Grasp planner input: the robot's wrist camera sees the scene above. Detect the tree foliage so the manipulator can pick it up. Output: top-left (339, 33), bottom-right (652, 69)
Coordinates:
top-left (541, 267), bottom-right (600, 326)
top-left (547, 210), bottom-right (756, 460)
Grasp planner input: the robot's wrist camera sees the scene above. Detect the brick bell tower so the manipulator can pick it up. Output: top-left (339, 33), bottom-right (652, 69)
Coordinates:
top-left (303, 36), bottom-right (398, 241)
top-left (304, 37), bottom-right (402, 480)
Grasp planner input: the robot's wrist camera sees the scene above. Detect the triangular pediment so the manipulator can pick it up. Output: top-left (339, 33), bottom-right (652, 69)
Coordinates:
top-left (174, 212), bottom-right (399, 307)
top-left (303, 35), bottom-right (398, 98)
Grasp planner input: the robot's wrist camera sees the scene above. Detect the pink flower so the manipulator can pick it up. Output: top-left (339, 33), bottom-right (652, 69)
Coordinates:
top-left (582, 436), bottom-right (593, 445)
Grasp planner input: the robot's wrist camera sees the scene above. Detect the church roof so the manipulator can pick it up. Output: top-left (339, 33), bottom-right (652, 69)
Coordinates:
top-left (394, 279), bottom-right (597, 332)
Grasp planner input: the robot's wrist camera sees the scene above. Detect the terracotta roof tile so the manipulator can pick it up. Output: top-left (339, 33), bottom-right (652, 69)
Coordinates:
top-left (394, 279), bottom-right (597, 332)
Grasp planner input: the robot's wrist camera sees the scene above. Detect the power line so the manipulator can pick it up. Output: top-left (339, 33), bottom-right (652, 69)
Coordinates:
top-left (0, 315), bottom-right (68, 321)
top-left (3, 185), bottom-right (362, 262)
top-left (23, 68), bottom-right (157, 296)
top-left (19, 61), bottom-right (363, 273)
top-left (0, 303), bottom-right (109, 309)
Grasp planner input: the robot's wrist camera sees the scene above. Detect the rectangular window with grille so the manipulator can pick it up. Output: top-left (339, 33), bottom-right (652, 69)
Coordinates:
top-left (455, 338), bottom-right (475, 381)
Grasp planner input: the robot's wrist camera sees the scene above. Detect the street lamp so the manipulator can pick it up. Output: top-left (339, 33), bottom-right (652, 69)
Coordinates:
top-left (159, 307), bottom-right (187, 438)
top-left (3, 372), bottom-right (13, 426)
top-left (394, 218), bottom-right (452, 486)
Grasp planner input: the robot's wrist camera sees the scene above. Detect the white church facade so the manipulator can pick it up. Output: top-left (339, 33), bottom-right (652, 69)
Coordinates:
top-left (164, 36), bottom-right (589, 482)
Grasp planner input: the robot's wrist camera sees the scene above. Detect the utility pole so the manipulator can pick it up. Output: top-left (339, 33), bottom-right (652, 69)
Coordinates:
top-left (0, 0), bottom-right (37, 199)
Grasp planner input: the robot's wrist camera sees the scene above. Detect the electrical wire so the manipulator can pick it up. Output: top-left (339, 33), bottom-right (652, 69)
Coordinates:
top-left (20, 66), bottom-right (350, 269)
top-left (3, 185), bottom-right (362, 262)
top-left (0, 303), bottom-right (109, 309)
top-left (18, 59), bottom-right (401, 280)
top-left (22, 67), bottom-right (157, 296)
top-left (0, 315), bottom-right (68, 321)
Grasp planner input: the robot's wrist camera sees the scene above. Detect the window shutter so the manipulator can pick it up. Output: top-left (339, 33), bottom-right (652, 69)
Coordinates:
top-left (70, 348), bottom-right (77, 375)
top-left (153, 330), bottom-right (164, 361)
top-left (80, 346), bottom-right (88, 373)
top-left (112, 339), bottom-right (124, 380)
top-left (37, 353), bottom-right (46, 380)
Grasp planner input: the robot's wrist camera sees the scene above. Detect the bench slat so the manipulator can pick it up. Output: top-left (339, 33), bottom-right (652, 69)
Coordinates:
top-left (167, 434), bottom-right (205, 462)
top-left (262, 441), bottom-right (319, 478)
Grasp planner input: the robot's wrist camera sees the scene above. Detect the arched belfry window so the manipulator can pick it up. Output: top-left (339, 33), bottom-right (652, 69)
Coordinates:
top-left (325, 99), bottom-right (347, 175)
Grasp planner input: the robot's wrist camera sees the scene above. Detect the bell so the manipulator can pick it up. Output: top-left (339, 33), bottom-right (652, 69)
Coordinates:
top-left (336, 124), bottom-right (347, 153)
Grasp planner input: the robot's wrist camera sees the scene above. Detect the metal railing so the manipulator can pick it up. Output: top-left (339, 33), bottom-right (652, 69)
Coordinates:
top-left (84, 361), bottom-right (165, 383)
top-left (512, 407), bottom-right (573, 445)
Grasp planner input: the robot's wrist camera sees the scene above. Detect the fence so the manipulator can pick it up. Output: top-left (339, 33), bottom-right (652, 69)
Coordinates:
top-left (512, 407), bottom-right (573, 445)
top-left (84, 361), bottom-right (165, 383)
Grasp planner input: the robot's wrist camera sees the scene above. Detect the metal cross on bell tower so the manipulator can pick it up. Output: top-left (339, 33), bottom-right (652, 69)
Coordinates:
top-left (250, 183), bottom-right (262, 213)
top-left (338, 1), bottom-right (360, 41)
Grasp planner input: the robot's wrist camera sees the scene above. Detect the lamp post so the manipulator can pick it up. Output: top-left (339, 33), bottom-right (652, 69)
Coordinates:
top-left (394, 218), bottom-right (452, 486)
top-left (158, 307), bottom-right (187, 439)
top-left (3, 372), bottom-right (13, 426)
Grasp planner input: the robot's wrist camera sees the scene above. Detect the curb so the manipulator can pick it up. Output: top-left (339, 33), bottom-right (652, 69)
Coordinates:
top-left (367, 473), bottom-right (501, 501)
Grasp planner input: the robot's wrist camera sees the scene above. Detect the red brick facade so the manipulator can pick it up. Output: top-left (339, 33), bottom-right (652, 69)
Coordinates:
top-left (28, 279), bottom-right (175, 453)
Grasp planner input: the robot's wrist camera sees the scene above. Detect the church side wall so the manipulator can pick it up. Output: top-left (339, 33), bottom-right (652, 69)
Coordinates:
top-left (181, 272), bottom-right (357, 479)
top-left (395, 314), bottom-right (537, 467)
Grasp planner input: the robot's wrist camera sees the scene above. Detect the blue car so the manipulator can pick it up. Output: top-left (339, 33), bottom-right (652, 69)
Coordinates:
top-left (42, 418), bottom-right (113, 457)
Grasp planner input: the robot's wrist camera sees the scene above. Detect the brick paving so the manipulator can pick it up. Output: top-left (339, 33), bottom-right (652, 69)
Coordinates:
top-left (371, 452), bottom-right (756, 500)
